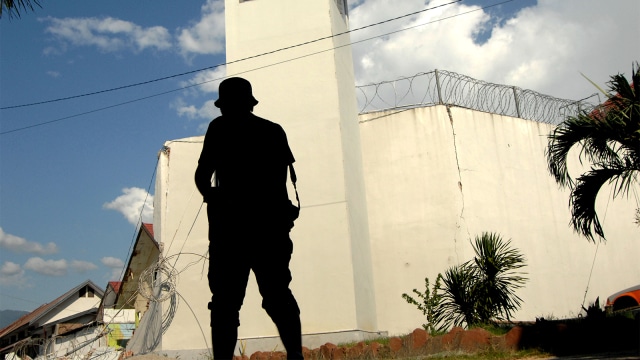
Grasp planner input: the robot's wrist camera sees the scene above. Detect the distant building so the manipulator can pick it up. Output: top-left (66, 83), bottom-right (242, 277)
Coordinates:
top-left (0, 280), bottom-right (104, 360)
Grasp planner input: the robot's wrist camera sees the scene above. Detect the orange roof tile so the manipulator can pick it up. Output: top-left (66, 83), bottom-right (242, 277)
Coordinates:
top-left (142, 222), bottom-right (154, 237)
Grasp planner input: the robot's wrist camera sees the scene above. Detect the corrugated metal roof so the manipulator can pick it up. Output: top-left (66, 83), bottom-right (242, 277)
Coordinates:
top-left (0, 279), bottom-right (104, 339)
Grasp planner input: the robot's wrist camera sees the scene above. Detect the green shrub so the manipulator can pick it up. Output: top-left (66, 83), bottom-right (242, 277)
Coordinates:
top-left (402, 274), bottom-right (446, 334)
top-left (404, 232), bottom-right (528, 330)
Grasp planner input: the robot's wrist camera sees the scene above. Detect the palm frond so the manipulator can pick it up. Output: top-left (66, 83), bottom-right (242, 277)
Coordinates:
top-left (548, 62), bottom-right (640, 240)
top-left (471, 233), bottom-right (527, 321)
top-left (1, 0), bottom-right (42, 19)
top-left (569, 166), bottom-right (631, 241)
top-left (580, 72), bottom-right (611, 99)
top-left (438, 263), bottom-right (477, 328)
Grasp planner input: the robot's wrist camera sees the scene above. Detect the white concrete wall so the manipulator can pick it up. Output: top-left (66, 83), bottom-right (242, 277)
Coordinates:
top-left (155, 104), bottom-right (640, 356)
top-left (40, 296), bottom-right (102, 326)
top-left (155, 138), bottom-right (212, 354)
top-left (216, 0), bottom-right (375, 348)
top-left (359, 105), bottom-right (640, 335)
top-left (103, 309), bottom-right (136, 324)
top-left (153, 0), bottom-right (639, 357)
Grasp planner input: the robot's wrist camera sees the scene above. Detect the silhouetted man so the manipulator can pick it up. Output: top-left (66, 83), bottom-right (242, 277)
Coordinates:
top-left (195, 77), bottom-right (303, 360)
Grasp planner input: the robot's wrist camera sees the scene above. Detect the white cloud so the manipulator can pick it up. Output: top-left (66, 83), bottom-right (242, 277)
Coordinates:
top-left (173, 98), bottom-right (220, 122)
top-left (24, 257), bottom-right (68, 277)
top-left (0, 227), bottom-right (58, 255)
top-left (174, 101), bottom-right (198, 119)
top-left (178, 0), bottom-right (226, 57)
top-left (0, 261), bottom-right (26, 286)
top-left (101, 257), bottom-right (125, 281)
top-left (46, 71), bottom-right (61, 78)
top-left (71, 260), bottom-right (98, 273)
top-left (133, 25), bottom-right (172, 51)
top-left (43, 16), bottom-right (172, 53)
top-left (101, 257), bottom-right (124, 269)
top-left (0, 262), bottom-right (23, 276)
top-left (103, 187), bottom-right (154, 225)
top-left (172, 66), bottom-right (225, 125)
top-left (180, 66), bottom-right (227, 94)
top-left (350, 0), bottom-right (640, 101)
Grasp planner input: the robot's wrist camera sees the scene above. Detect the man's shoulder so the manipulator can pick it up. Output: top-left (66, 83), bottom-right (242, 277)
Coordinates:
top-left (251, 114), bottom-right (285, 132)
top-left (207, 115), bottom-right (224, 128)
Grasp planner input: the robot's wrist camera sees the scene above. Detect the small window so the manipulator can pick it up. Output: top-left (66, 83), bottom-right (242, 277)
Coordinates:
top-left (79, 285), bottom-right (95, 298)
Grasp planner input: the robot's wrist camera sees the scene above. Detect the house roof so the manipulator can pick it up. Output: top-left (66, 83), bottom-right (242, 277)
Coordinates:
top-left (588, 80), bottom-right (635, 120)
top-left (0, 279), bottom-right (104, 339)
top-left (116, 223), bottom-right (160, 308)
top-left (108, 281), bottom-right (122, 293)
top-left (143, 222), bottom-right (154, 238)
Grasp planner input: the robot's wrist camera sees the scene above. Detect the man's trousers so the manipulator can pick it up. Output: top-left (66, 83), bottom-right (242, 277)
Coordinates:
top-left (207, 209), bottom-right (303, 360)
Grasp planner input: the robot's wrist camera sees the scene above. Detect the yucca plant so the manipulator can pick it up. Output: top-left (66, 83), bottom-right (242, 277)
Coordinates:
top-left (471, 232), bottom-right (527, 323)
top-left (437, 232), bottom-right (527, 329)
top-left (546, 62), bottom-right (640, 241)
top-left (438, 262), bottom-right (478, 328)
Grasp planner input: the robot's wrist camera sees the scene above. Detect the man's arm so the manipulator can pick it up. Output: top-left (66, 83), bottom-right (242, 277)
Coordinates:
top-left (195, 122), bottom-right (216, 200)
top-left (195, 163), bottom-right (213, 199)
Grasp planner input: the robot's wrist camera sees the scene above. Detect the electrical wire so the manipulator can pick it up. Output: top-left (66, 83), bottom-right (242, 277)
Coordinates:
top-left (579, 184), bottom-right (614, 312)
top-left (0, 0), bottom-right (464, 111)
top-left (0, 0), bottom-right (512, 136)
top-left (118, 156), bottom-right (158, 283)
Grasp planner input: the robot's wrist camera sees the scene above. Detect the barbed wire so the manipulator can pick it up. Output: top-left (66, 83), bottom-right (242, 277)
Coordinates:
top-left (137, 259), bottom-right (179, 303)
top-left (356, 69), bottom-right (601, 124)
top-left (5, 324), bottom-right (110, 360)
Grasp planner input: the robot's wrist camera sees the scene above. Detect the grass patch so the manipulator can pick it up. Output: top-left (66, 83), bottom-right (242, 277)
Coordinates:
top-left (397, 348), bottom-right (550, 359)
top-left (333, 331), bottom-right (552, 360)
top-left (470, 323), bottom-right (514, 336)
top-left (338, 336), bottom-right (391, 348)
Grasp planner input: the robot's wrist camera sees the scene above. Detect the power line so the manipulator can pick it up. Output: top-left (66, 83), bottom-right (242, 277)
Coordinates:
top-left (1, 0), bottom-right (464, 110)
top-left (0, 0), bottom-right (463, 110)
top-left (0, 0), bottom-right (513, 135)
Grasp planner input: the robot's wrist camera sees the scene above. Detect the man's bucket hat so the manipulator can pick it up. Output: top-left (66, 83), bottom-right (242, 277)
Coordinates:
top-left (214, 77), bottom-right (259, 108)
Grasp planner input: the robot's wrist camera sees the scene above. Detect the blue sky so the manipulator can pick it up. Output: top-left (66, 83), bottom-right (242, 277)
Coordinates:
top-left (0, 0), bottom-right (638, 312)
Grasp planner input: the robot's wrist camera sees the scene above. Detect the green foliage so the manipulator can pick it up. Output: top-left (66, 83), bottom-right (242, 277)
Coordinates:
top-left (546, 62), bottom-right (640, 241)
top-left (408, 232), bottom-right (528, 330)
top-left (402, 274), bottom-right (446, 334)
top-left (470, 232), bottom-right (527, 323)
top-left (1, 0), bottom-right (42, 19)
top-left (438, 263), bottom-right (478, 328)
top-left (581, 297), bottom-right (605, 320)
top-left (472, 322), bottom-right (512, 336)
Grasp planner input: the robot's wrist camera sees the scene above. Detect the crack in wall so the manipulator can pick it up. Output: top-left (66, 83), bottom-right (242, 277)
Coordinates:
top-left (446, 106), bottom-right (470, 264)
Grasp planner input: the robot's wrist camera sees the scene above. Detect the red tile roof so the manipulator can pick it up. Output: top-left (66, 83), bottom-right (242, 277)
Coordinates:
top-left (142, 222), bottom-right (154, 237)
top-left (108, 281), bottom-right (122, 293)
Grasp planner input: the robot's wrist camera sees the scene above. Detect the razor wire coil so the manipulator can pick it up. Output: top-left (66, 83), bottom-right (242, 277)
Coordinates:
top-left (356, 69), bottom-right (599, 124)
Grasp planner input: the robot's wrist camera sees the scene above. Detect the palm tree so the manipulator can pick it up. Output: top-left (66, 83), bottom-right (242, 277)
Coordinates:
top-left (471, 232), bottom-right (527, 323)
top-left (1, 0), bottom-right (42, 19)
top-left (437, 232), bottom-right (527, 329)
top-left (438, 263), bottom-right (477, 328)
top-left (546, 63), bottom-right (640, 241)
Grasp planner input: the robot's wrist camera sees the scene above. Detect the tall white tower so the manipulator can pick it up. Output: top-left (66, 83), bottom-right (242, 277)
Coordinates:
top-left (224, 0), bottom-right (379, 344)
top-left (155, 1), bottom-right (380, 357)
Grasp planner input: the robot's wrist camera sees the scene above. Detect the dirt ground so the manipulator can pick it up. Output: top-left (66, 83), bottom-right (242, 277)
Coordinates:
top-left (128, 355), bottom-right (178, 360)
